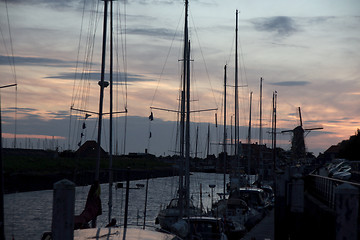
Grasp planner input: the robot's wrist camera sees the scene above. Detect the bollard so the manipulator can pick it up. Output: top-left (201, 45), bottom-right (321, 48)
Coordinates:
top-left (335, 183), bottom-right (358, 240)
top-left (289, 174), bottom-right (304, 240)
top-left (275, 171), bottom-right (288, 240)
top-left (290, 174), bottom-right (304, 213)
top-left (52, 179), bottom-right (75, 240)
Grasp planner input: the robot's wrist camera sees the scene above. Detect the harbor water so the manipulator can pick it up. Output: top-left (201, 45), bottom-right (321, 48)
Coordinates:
top-left (4, 172), bottom-right (228, 240)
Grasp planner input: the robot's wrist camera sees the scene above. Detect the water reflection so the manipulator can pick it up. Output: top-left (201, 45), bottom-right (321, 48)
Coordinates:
top-left (5, 172), bottom-right (228, 240)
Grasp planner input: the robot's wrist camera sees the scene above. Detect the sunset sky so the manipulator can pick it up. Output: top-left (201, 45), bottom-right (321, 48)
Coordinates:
top-left (1, 0), bottom-right (359, 157)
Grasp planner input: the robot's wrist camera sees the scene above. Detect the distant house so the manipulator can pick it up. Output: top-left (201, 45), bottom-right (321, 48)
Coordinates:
top-left (76, 140), bottom-right (108, 158)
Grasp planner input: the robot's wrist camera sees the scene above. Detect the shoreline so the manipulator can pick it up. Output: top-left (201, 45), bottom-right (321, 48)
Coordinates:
top-left (4, 167), bottom-right (179, 194)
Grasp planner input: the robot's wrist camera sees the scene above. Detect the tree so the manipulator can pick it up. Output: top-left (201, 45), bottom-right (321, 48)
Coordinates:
top-left (338, 129), bottom-right (360, 160)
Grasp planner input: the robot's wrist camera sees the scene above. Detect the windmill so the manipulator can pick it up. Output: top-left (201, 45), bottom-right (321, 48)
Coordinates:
top-left (281, 107), bottom-right (323, 161)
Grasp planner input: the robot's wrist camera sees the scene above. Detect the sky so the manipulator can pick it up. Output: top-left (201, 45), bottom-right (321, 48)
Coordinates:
top-left (0, 0), bottom-right (359, 157)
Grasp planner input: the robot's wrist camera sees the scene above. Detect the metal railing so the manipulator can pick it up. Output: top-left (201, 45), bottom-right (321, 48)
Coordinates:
top-left (305, 173), bottom-right (360, 210)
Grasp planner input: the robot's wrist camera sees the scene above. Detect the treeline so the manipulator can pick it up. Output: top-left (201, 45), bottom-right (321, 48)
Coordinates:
top-left (338, 129), bottom-right (360, 160)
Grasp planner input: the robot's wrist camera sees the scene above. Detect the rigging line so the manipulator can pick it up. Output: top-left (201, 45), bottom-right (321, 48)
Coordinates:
top-left (4, 0), bottom-right (16, 83)
top-left (72, 3), bottom-right (94, 116)
top-left (4, 0), bottom-right (18, 149)
top-left (123, 1), bottom-right (128, 154)
top-left (238, 36), bottom-right (249, 89)
top-left (114, 3), bottom-right (120, 154)
top-left (0, 22), bottom-right (14, 81)
top-left (123, 0), bottom-right (128, 109)
top-left (149, 10), bottom-right (184, 108)
top-left (189, 10), bottom-right (218, 109)
top-left (69, 0), bottom-right (87, 149)
top-left (117, 1), bottom-right (128, 154)
top-left (70, 0), bottom-right (87, 106)
top-left (116, 1), bottom-right (126, 108)
top-left (227, 33), bottom-right (236, 66)
top-left (147, 117), bottom-right (152, 151)
top-left (73, 1), bottom-right (99, 148)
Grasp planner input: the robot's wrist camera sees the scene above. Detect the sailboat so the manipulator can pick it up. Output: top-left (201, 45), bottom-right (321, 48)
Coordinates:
top-left (210, 10), bottom-right (273, 239)
top-left (66, 1), bottom-right (178, 239)
top-left (153, 2), bottom-right (228, 240)
top-left (155, 0), bottom-right (202, 232)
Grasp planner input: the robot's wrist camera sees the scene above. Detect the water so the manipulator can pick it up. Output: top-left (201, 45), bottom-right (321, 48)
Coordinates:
top-left (4, 172), bottom-right (228, 240)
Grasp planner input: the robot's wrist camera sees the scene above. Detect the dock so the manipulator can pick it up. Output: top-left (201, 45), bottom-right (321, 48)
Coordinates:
top-left (241, 209), bottom-right (274, 240)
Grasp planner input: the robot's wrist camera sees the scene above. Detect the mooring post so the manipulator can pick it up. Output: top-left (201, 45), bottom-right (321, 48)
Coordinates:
top-left (289, 173), bottom-right (304, 240)
top-left (335, 183), bottom-right (358, 240)
top-left (290, 174), bottom-right (304, 213)
top-left (275, 170), bottom-right (287, 240)
top-left (52, 179), bottom-right (75, 240)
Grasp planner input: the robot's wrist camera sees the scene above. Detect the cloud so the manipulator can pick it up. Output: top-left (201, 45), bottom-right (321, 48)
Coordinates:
top-left (0, 55), bottom-right (80, 68)
top-left (3, 107), bottom-right (36, 112)
top-left (1, 0), bottom-right (81, 10)
top-left (269, 81), bottom-right (310, 86)
top-left (45, 71), bottom-right (156, 83)
top-left (126, 27), bottom-right (179, 40)
top-left (252, 16), bottom-right (299, 37)
top-left (270, 42), bottom-right (308, 48)
top-left (132, 0), bottom-right (175, 5)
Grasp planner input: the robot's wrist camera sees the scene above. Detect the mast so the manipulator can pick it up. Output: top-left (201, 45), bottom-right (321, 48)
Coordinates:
top-left (96, 0), bottom-right (109, 182)
top-left (272, 91), bottom-right (277, 171)
top-left (93, 0), bottom-right (110, 227)
top-left (0, 83), bottom-right (17, 240)
top-left (185, 39), bottom-right (191, 217)
top-left (247, 91), bottom-right (252, 175)
top-left (259, 78), bottom-right (263, 174)
top-left (195, 126), bottom-right (199, 158)
top-left (207, 124), bottom-right (210, 156)
top-left (0, 92), bottom-right (4, 240)
top-left (234, 10), bottom-right (239, 158)
top-left (259, 78), bottom-right (263, 145)
top-left (223, 65), bottom-right (227, 198)
top-left (179, 0), bottom-right (190, 218)
top-left (108, 0), bottom-right (114, 223)
top-left (231, 115), bottom-right (233, 155)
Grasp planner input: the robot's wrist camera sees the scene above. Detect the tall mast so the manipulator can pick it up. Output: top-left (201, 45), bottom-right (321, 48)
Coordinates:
top-left (185, 39), bottom-right (191, 217)
top-left (231, 115), bottom-right (233, 155)
top-left (0, 94), bottom-right (3, 240)
top-left (259, 77), bottom-right (263, 174)
top-left (259, 78), bottom-right (263, 145)
top-left (108, 0), bottom-right (114, 223)
top-left (0, 84), bottom-right (17, 240)
top-left (223, 65), bottom-right (227, 198)
top-left (179, 0), bottom-right (190, 218)
top-left (234, 10), bottom-right (239, 158)
top-left (272, 91), bottom-right (277, 172)
top-left (195, 126), bottom-right (199, 158)
top-left (247, 91), bottom-right (252, 175)
top-left (96, 0), bottom-right (109, 182)
top-left (207, 124), bottom-right (210, 156)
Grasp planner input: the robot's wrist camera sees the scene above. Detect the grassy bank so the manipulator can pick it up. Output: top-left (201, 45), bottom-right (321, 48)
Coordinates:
top-left (3, 152), bottom-right (176, 193)
top-left (4, 155), bottom-right (172, 174)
